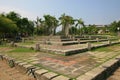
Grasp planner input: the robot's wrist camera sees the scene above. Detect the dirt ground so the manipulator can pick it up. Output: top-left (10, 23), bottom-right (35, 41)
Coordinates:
top-left (0, 60), bottom-right (35, 80)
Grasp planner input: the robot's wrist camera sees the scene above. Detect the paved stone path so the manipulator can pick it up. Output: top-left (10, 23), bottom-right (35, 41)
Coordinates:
top-left (0, 60), bottom-right (35, 80)
top-left (16, 43), bottom-right (120, 78)
top-left (2, 40), bottom-right (120, 79)
top-left (28, 51), bottom-right (120, 78)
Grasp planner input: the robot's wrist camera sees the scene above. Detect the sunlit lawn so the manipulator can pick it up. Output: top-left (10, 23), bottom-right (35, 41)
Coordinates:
top-left (92, 44), bottom-right (119, 52)
top-left (0, 45), bottom-right (36, 60)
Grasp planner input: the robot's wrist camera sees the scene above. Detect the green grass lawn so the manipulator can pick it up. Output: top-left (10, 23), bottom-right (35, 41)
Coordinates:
top-left (19, 41), bottom-right (35, 45)
top-left (0, 44), bottom-right (37, 60)
top-left (9, 47), bottom-right (35, 53)
top-left (91, 44), bottom-right (120, 52)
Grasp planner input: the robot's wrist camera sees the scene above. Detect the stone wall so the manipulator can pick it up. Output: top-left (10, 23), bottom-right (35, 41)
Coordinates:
top-left (77, 55), bottom-right (120, 80)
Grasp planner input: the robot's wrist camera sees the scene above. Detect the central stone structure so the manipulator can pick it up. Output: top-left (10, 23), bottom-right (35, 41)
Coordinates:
top-left (31, 35), bottom-right (119, 56)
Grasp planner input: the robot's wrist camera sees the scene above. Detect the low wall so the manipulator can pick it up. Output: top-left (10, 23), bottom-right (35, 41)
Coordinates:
top-left (77, 55), bottom-right (120, 80)
top-left (0, 54), bottom-right (70, 80)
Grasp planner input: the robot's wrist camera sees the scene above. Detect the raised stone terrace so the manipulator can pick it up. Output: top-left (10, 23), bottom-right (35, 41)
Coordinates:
top-left (1, 35), bottom-right (120, 80)
top-left (17, 35), bottom-right (119, 55)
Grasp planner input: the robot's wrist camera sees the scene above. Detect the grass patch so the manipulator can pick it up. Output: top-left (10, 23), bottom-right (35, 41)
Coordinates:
top-left (92, 42), bottom-right (103, 44)
top-left (0, 45), bottom-right (7, 47)
top-left (20, 41), bottom-right (35, 45)
top-left (2, 47), bottom-right (37, 60)
top-left (91, 46), bottom-right (113, 52)
top-left (9, 47), bottom-right (35, 53)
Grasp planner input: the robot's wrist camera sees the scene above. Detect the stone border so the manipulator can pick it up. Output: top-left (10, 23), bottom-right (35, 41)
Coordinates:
top-left (0, 54), bottom-right (70, 80)
top-left (77, 55), bottom-right (120, 80)
top-left (16, 41), bottom-right (120, 56)
top-left (41, 41), bottom-right (120, 56)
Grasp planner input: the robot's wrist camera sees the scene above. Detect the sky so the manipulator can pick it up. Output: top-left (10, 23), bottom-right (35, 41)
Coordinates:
top-left (0, 0), bottom-right (120, 25)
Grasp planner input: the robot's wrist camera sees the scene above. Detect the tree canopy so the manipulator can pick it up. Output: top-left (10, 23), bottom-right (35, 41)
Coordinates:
top-left (1, 11), bottom-right (120, 37)
top-left (0, 16), bottom-right (18, 33)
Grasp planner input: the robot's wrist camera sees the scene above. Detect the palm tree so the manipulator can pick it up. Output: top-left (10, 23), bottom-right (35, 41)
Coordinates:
top-left (75, 18), bottom-right (85, 35)
top-left (44, 15), bottom-right (53, 35)
top-left (51, 16), bottom-right (59, 35)
top-left (35, 17), bottom-right (44, 35)
top-left (59, 13), bottom-right (74, 37)
top-left (44, 15), bottom-right (58, 35)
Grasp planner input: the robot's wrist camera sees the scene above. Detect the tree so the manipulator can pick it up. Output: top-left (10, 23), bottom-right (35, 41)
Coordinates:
top-left (75, 18), bottom-right (85, 35)
top-left (109, 21), bottom-right (119, 33)
top-left (6, 11), bottom-right (21, 23)
top-left (69, 26), bottom-right (78, 35)
top-left (43, 15), bottom-right (58, 35)
top-left (87, 25), bottom-right (98, 34)
top-left (0, 16), bottom-right (18, 40)
top-left (50, 16), bottom-right (59, 35)
top-left (59, 13), bottom-right (74, 36)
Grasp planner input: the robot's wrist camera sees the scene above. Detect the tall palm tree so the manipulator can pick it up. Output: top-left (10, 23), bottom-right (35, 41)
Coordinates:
top-left (35, 17), bottom-right (43, 35)
top-left (51, 16), bottom-right (59, 35)
top-left (44, 15), bottom-right (58, 35)
top-left (75, 18), bottom-right (85, 35)
top-left (44, 15), bottom-right (53, 35)
top-left (59, 13), bottom-right (74, 37)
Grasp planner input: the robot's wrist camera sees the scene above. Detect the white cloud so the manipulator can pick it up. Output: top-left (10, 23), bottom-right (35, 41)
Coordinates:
top-left (0, 6), bottom-right (36, 20)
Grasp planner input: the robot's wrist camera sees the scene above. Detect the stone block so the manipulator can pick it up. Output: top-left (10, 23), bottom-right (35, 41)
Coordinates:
top-left (31, 61), bottom-right (39, 64)
top-left (86, 67), bottom-right (106, 80)
top-left (87, 42), bottom-right (91, 50)
top-left (35, 69), bottom-right (48, 80)
top-left (96, 38), bottom-right (99, 42)
top-left (41, 72), bottom-right (58, 80)
top-left (52, 75), bottom-right (69, 80)
top-left (10, 41), bottom-right (15, 47)
top-left (77, 74), bottom-right (93, 80)
top-left (22, 38), bottom-right (25, 43)
top-left (77, 39), bottom-right (80, 44)
top-left (15, 62), bottom-right (28, 73)
top-left (108, 40), bottom-right (111, 45)
top-left (23, 64), bottom-right (33, 69)
top-left (35, 43), bottom-right (40, 51)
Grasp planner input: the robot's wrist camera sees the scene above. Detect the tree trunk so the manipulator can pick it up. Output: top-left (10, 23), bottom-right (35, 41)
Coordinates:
top-left (62, 25), bottom-right (65, 35)
top-left (65, 24), bottom-right (69, 37)
top-left (53, 27), bottom-right (56, 35)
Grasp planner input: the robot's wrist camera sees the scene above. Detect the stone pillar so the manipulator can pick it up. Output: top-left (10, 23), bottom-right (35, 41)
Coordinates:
top-left (87, 42), bottom-right (91, 50)
top-left (72, 36), bottom-right (75, 41)
top-left (22, 38), bottom-right (25, 43)
top-left (96, 38), bottom-right (99, 42)
top-left (10, 41), bottom-right (15, 47)
top-left (89, 36), bottom-right (91, 40)
top-left (108, 40), bottom-right (111, 46)
top-left (77, 39), bottom-right (80, 44)
top-left (35, 43), bottom-right (40, 51)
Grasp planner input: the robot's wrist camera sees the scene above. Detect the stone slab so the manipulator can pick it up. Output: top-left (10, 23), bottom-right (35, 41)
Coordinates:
top-left (35, 69), bottom-right (48, 75)
top-left (41, 72), bottom-right (58, 80)
top-left (52, 75), bottom-right (69, 80)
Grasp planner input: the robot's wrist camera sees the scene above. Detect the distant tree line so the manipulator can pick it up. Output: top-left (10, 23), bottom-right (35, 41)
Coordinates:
top-left (0, 11), bottom-right (120, 41)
